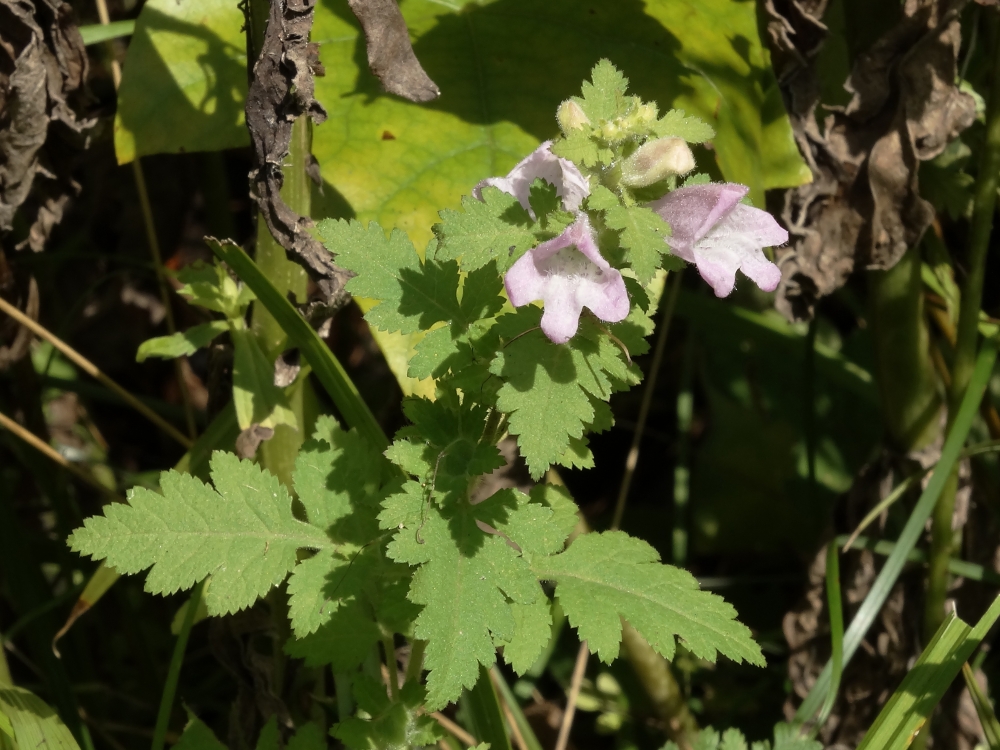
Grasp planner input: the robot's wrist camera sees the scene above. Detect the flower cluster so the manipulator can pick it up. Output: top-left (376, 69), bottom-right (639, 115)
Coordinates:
top-left (474, 137), bottom-right (788, 343)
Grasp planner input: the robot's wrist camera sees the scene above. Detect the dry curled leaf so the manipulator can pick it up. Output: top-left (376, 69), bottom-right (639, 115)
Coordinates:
top-left (0, 0), bottom-right (92, 253)
top-left (345, 0), bottom-right (440, 103)
top-left (244, 0), bottom-right (351, 310)
top-left (764, 0), bottom-right (976, 320)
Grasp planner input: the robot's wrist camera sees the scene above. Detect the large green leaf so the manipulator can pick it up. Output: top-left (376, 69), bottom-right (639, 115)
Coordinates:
top-left (114, 0), bottom-right (247, 164)
top-left (311, 0), bottom-right (809, 243)
top-left (115, 0), bottom-right (807, 206)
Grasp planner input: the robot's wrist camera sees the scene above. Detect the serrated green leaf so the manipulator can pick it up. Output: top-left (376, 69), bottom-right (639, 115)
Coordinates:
top-left (556, 437), bottom-right (595, 470)
top-left (719, 728), bottom-right (748, 750)
top-left (318, 219), bottom-right (465, 335)
top-left (552, 128), bottom-right (601, 168)
top-left (382, 488), bottom-right (540, 709)
top-left (585, 185), bottom-right (621, 211)
top-left (68, 452), bottom-right (330, 615)
top-left (497, 595), bottom-right (553, 675)
top-left (653, 109), bottom-right (715, 143)
top-left (113, 0), bottom-right (247, 163)
top-left (492, 312), bottom-right (629, 478)
top-left (436, 189), bottom-right (536, 273)
top-left (173, 712), bottom-right (227, 750)
top-left (332, 679), bottom-right (445, 750)
top-left (529, 484), bottom-right (580, 542)
top-left (532, 531), bottom-right (764, 666)
top-left (287, 723), bottom-right (326, 750)
top-left (136, 321), bottom-right (229, 362)
top-left (284, 596), bottom-right (381, 671)
top-left (603, 206), bottom-right (673, 285)
top-left (294, 425), bottom-right (386, 543)
top-left (577, 60), bottom-right (630, 123)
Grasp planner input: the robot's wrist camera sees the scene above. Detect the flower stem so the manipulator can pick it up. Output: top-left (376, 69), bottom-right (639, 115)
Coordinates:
top-left (925, 22), bottom-right (1000, 641)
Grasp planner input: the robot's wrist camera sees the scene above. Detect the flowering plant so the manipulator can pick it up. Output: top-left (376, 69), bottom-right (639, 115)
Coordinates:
top-left (70, 62), bottom-right (783, 746)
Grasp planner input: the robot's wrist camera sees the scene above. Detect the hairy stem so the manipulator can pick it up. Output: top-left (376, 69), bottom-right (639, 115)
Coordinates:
top-left (925, 25), bottom-right (1000, 640)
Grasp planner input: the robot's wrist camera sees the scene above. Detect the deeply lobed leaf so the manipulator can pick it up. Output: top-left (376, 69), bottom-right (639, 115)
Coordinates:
top-left (68, 452), bottom-right (330, 615)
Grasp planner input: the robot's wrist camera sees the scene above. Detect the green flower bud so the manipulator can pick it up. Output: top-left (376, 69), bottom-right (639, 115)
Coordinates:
top-left (620, 137), bottom-right (695, 187)
top-left (557, 99), bottom-right (590, 133)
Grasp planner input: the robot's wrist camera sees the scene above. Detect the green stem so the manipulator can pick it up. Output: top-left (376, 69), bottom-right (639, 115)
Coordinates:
top-left (620, 623), bottom-right (698, 743)
top-left (925, 28), bottom-right (1000, 641)
top-left (405, 640), bottom-right (426, 684)
top-left (150, 579), bottom-right (204, 750)
top-left (0, 631), bottom-right (11, 685)
top-left (382, 635), bottom-right (399, 701)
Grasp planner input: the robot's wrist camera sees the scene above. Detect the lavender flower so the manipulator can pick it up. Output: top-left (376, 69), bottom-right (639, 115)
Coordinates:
top-left (504, 214), bottom-right (629, 344)
top-left (473, 141), bottom-right (590, 218)
top-left (648, 183), bottom-right (787, 298)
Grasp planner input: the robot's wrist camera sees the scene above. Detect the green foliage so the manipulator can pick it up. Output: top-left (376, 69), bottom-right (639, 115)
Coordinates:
top-left (492, 311), bottom-right (638, 478)
top-left (0, 685), bottom-right (80, 750)
top-left (602, 205), bottom-right (679, 285)
top-left (332, 678), bottom-right (444, 750)
top-left (435, 189), bottom-right (536, 273)
top-left (136, 320), bottom-right (228, 362)
top-left (310, 0), bottom-right (806, 226)
top-left (661, 725), bottom-right (821, 750)
top-left (532, 532), bottom-right (763, 666)
top-left (114, 0), bottom-right (247, 163)
top-left (68, 452), bottom-right (330, 615)
top-left (172, 711), bottom-right (227, 750)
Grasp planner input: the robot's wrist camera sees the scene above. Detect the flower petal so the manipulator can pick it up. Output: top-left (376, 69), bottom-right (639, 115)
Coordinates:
top-left (504, 250), bottom-right (547, 308)
top-left (503, 214), bottom-right (631, 343)
top-left (649, 183), bottom-right (787, 297)
top-left (539, 279), bottom-right (586, 344)
top-left (473, 141), bottom-right (589, 217)
top-left (647, 183), bottom-right (747, 261)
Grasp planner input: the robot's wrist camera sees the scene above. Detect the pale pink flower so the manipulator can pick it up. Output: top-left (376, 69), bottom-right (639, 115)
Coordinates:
top-left (473, 141), bottom-right (590, 219)
top-left (648, 183), bottom-right (787, 297)
top-left (504, 214), bottom-right (629, 344)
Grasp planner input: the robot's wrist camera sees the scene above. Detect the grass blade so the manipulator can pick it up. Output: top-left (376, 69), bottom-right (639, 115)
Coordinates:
top-left (961, 662), bottom-right (1000, 749)
top-left (856, 594), bottom-right (1000, 750)
top-left (816, 543), bottom-right (844, 729)
top-left (795, 339), bottom-right (999, 723)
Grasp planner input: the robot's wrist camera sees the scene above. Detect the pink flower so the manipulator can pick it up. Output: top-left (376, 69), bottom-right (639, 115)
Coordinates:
top-left (648, 183), bottom-right (787, 298)
top-left (504, 214), bottom-right (629, 344)
top-left (474, 141), bottom-right (590, 219)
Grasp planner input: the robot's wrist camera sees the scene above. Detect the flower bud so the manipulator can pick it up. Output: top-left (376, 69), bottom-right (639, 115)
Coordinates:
top-left (557, 100), bottom-right (590, 133)
top-left (619, 137), bottom-right (695, 187)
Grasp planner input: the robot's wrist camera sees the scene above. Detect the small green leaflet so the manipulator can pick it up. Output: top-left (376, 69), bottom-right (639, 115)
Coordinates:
top-left (332, 677), bottom-right (444, 750)
top-left (318, 218), bottom-right (465, 335)
top-left (603, 205), bottom-right (680, 285)
top-left (68, 452), bottom-right (330, 615)
top-left (136, 320), bottom-right (229, 362)
top-left (532, 531), bottom-right (764, 666)
top-left (575, 59), bottom-right (630, 123)
top-left (652, 109), bottom-right (715, 143)
top-left (435, 188), bottom-right (536, 273)
top-left (491, 310), bottom-right (633, 478)
top-left (494, 596), bottom-right (553, 675)
top-left (662, 725), bottom-right (821, 750)
top-left (172, 711), bottom-right (227, 750)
